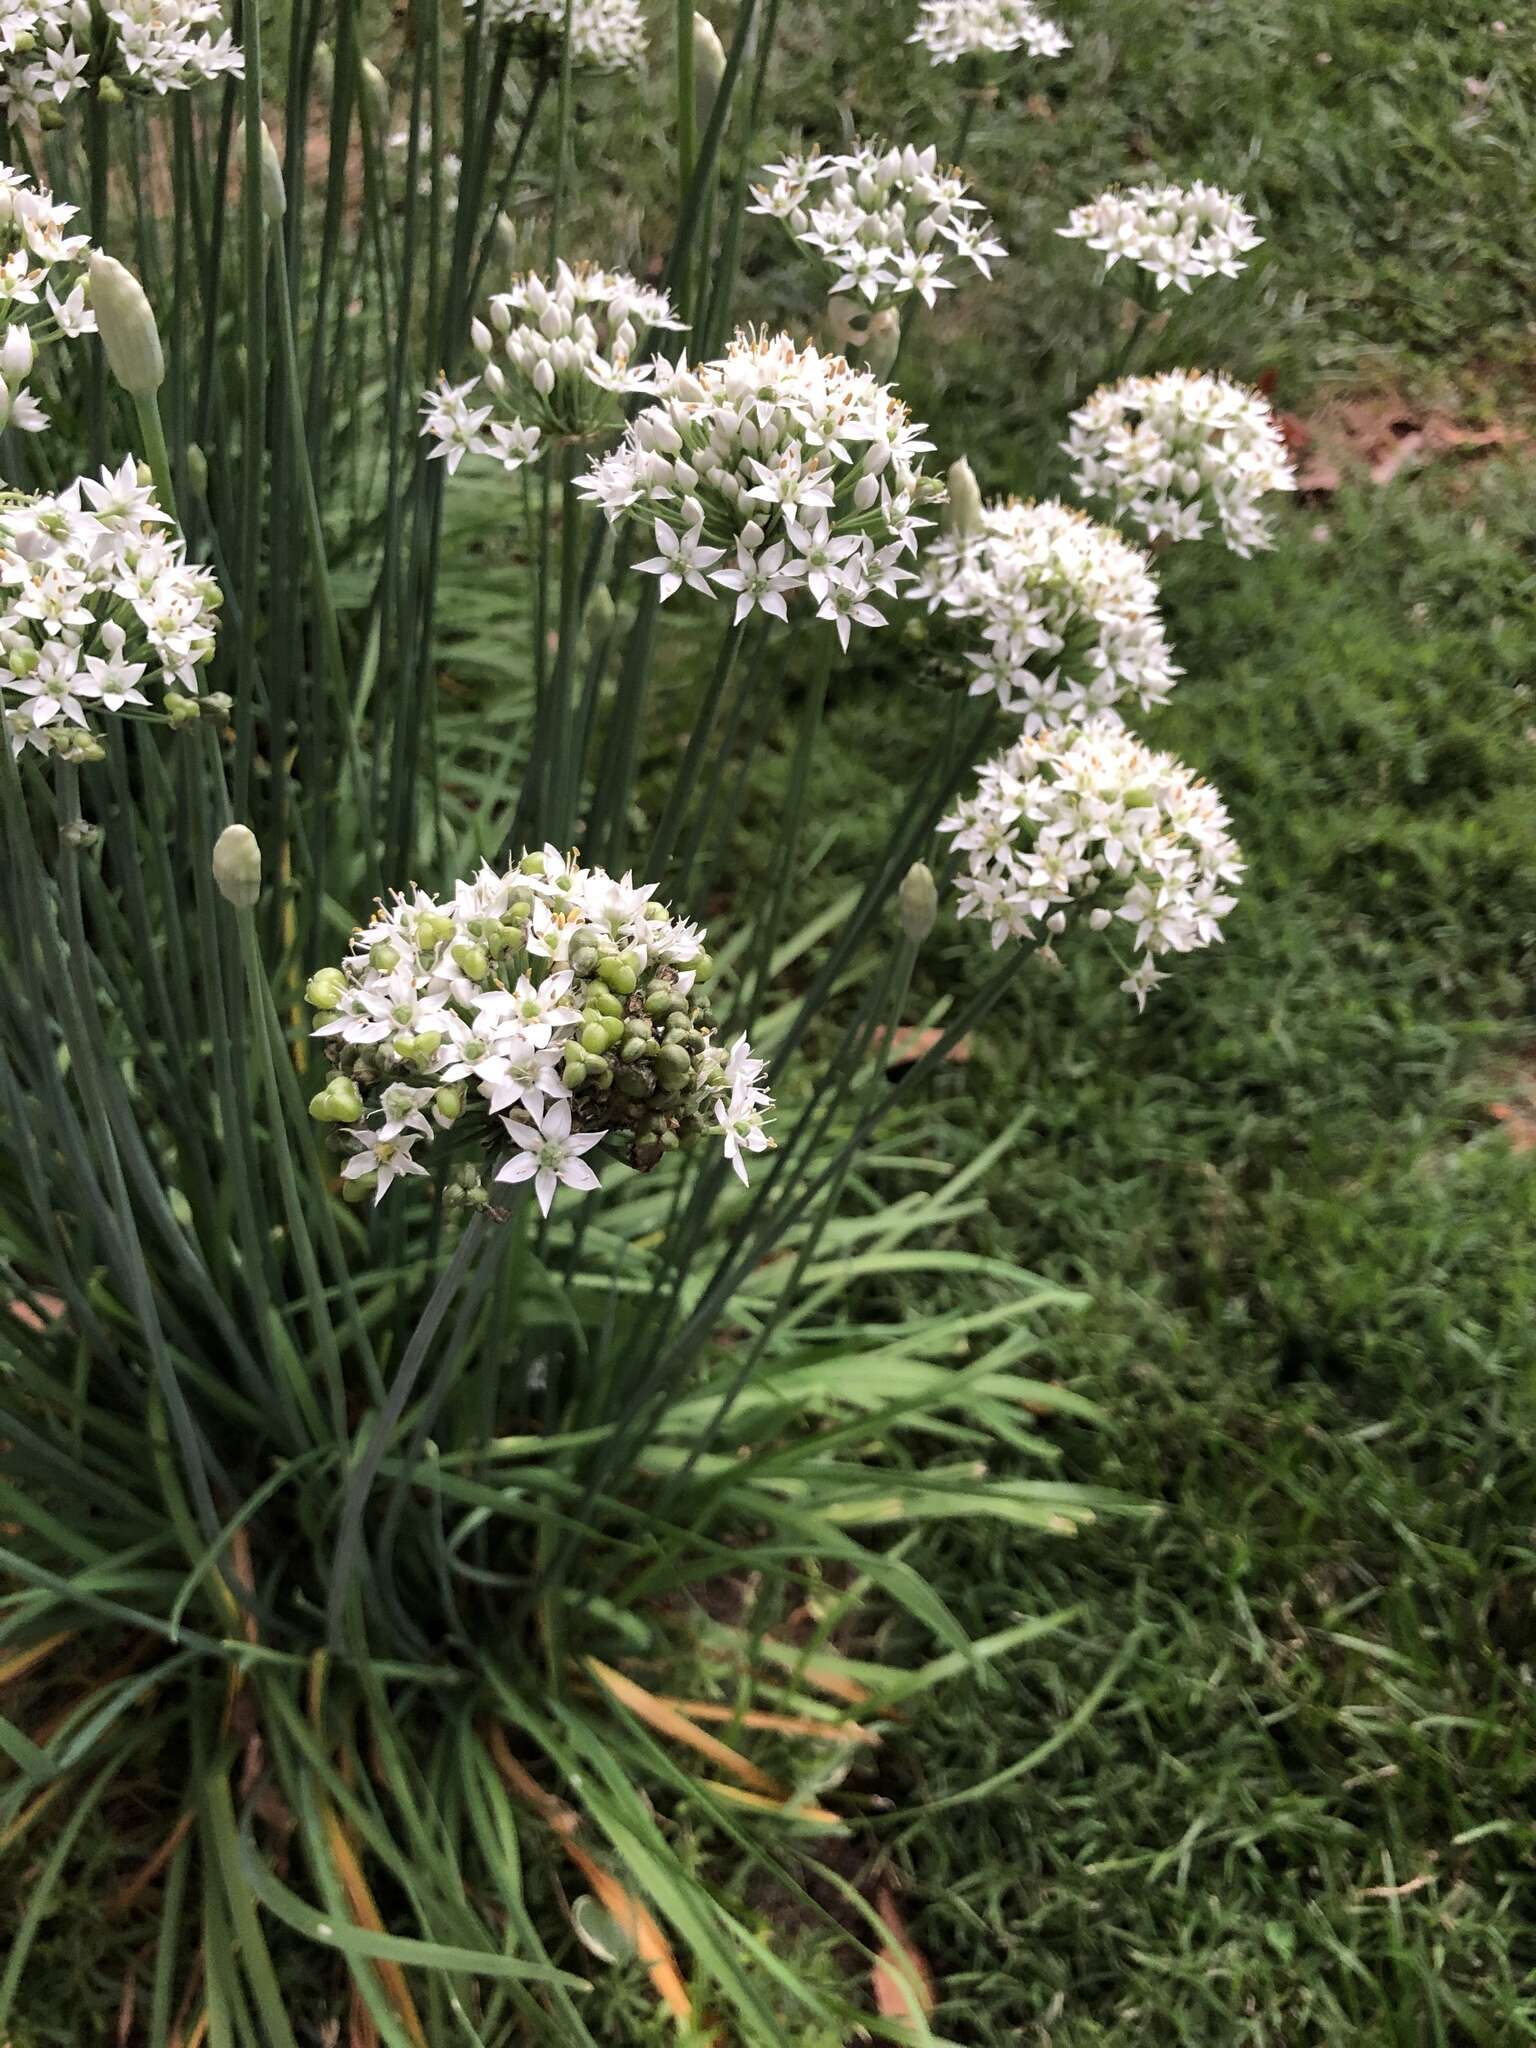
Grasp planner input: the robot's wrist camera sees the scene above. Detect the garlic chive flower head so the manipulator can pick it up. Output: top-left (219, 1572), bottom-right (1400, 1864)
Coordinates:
top-left (0, 164), bottom-right (97, 431)
top-left (307, 848), bottom-right (774, 1211)
top-left (939, 717), bottom-right (1244, 1008)
top-left (0, 0), bottom-right (241, 116)
top-left (578, 331), bottom-right (942, 646)
top-left (0, 459), bottom-right (221, 759)
top-left (750, 142), bottom-right (1005, 312)
top-left (916, 498), bottom-right (1181, 731)
top-left (421, 262), bottom-right (684, 477)
top-left (908, 0), bottom-right (1071, 65)
top-left (471, 0), bottom-right (646, 72)
top-left (1065, 370), bottom-right (1296, 557)
top-left (1059, 183), bottom-right (1261, 295)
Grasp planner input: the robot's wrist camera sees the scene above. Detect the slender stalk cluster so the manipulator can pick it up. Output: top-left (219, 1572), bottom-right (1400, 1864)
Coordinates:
top-left (579, 331), bottom-right (942, 644)
top-left (421, 262), bottom-right (683, 476)
top-left (471, 0), bottom-right (647, 72)
top-left (0, 0), bottom-right (241, 115)
top-left (0, 163), bottom-right (96, 428)
top-left (307, 848), bottom-right (774, 1211)
top-left (1065, 370), bottom-right (1296, 556)
top-left (1059, 182), bottom-right (1261, 294)
top-left (908, 0), bottom-right (1071, 64)
top-left (750, 142), bottom-right (1005, 311)
top-left (939, 717), bottom-right (1244, 1006)
top-left (917, 496), bottom-right (1181, 730)
top-left (1, 460), bottom-right (222, 759)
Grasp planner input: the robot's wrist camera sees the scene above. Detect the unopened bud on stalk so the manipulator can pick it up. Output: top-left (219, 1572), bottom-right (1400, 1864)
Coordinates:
top-left (898, 861), bottom-right (938, 944)
top-left (943, 456), bottom-right (984, 539)
top-left (311, 40), bottom-right (334, 97)
top-left (863, 307), bottom-right (900, 377)
top-left (96, 74), bottom-right (123, 104)
top-left (87, 250), bottom-right (164, 398)
top-left (212, 823), bottom-right (261, 908)
top-left (239, 119), bottom-right (287, 222)
top-left (693, 13), bottom-right (727, 131)
top-left (309, 1074), bottom-right (363, 1123)
top-left (185, 442), bottom-right (208, 496)
top-left (0, 324), bottom-right (32, 382)
top-left (359, 56), bottom-right (389, 127)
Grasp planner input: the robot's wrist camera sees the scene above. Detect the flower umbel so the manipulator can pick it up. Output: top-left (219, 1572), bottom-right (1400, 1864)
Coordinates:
top-left (469, 0), bottom-right (646, 72)
top-left (1059, 182), bottom-right (1261, 295)
top-left (307, 848), bottom-right (775, 1208)
top-left (0, 0), bottom-right (241, 115)
top-left (750, 141), bottom-right (1005, 312)
top-left (0, 460), bottom-right (222, 759)
top-left (421, 261), bottom-right (683, 475)
top-left (578, 330), bottom-right (941, 646)
top-left (916, 496), bottom-right (1181, 730)
top-left (0, 162), bottom-right (98, 433)
top-left (939, 717), bottom-right (1244, 1005)
top-left (1064, 370), bottom-right (1297, 556)
top-left (908, 0), bottom-right (1070, 65)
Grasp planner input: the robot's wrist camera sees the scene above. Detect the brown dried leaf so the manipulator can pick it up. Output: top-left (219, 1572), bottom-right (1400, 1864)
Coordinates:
top-left (872, 1889), bottom-right (936, 2028)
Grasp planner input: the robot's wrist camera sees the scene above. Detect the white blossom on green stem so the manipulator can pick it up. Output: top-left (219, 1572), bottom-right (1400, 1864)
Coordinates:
top-left (908, 0), bottom-right (1070, 65)
top-left (578, 331), bottom-right (942, 646)
top-left (307, 848), bottom-right (774, 1210)
top-left (1059, 182), bottom-right (1261, 294)
top-left (470, 0), bottom-right (646, 73)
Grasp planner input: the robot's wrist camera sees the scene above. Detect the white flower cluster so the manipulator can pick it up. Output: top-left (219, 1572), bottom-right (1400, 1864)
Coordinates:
top-left (471, 0), bottom-right (646, 73)
top-left (908, 0), bottom-right (1070, 65)
top-left (1, 459), bottom-right (222, 760)
top-left (939, 717), bottom-right (1243, 1007)
top-left (579, 331), bottom-right (942, 646)
top-left (307, 848), bottom-right (773, 1211)
top-left (0, 0), bottom-right (241, 115)
top-left (421, 261), bottom-right (683, 477)
top-left (1065, 371), bottom-right (1296, 556)
top-left (917, 497), bottom-right (1181, 730)
top-left (750, 142), bottom-right (1005, 310)
top-left (0, 163), bottom-right (95, 431)
top-left (1059, 182), bottom-right (1261, 294)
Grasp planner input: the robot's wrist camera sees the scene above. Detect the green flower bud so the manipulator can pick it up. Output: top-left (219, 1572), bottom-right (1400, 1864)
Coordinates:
top-left (96, 74), bottom-right (124, 105)
top-left (451, 941), bottom-right (489, 981)
top-left (898, 860), bottom-right (938, 945)
top-left (519, 851), bottom-right (546, 876)
top-left (185, 443), bottom-right (208, 496)
top-left (309, 1074), bottom-right (363, 1123)
top-left (87, 250), bottom-right (165, 398)
top-left (306, 966), bottom-right (348, 1010)
top-left (163, 691), bottom-right (200, 728)
top-left (342, 1172), bottom-right (376, 1205)
top-left (370, 941), bottom-right (401, 973)
top-left (434, 1084), bottom-right (465, 1123)
top-left (693, 12), bottom-right (727, 132)
top-left (212, 823), bottom-right (261, 909)
top-left (943, 456), bottom-right (984, 539)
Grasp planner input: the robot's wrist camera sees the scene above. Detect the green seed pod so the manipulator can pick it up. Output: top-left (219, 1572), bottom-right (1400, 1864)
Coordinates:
top-left (309, 1075), bottom-right (363, 1123)
top-left (451, 941), bottom-right (489, 981)
top-left (592, 987), bottom-right (624, 1018)
top-left (434, 1085), bottom-right (465, 1123)
top-left (306, 966), bottom-right (347, 1010)
top-left (342, 1172), bottom-right (376, 1205)
top-left (655, 1042), bottom-right (692, 1090)
top-left (581, 1022), bottom-right (609, 1056)
top-left (370, 941), bottom-right (401, 972)
top-left (620, 1034), bottom-right (649, 1064)
top-left (597, 957), bottom-right (637, 995)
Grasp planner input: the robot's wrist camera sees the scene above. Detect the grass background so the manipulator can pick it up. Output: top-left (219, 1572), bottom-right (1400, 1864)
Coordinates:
top-left (9, 0), bottom-right (1536, 2040)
